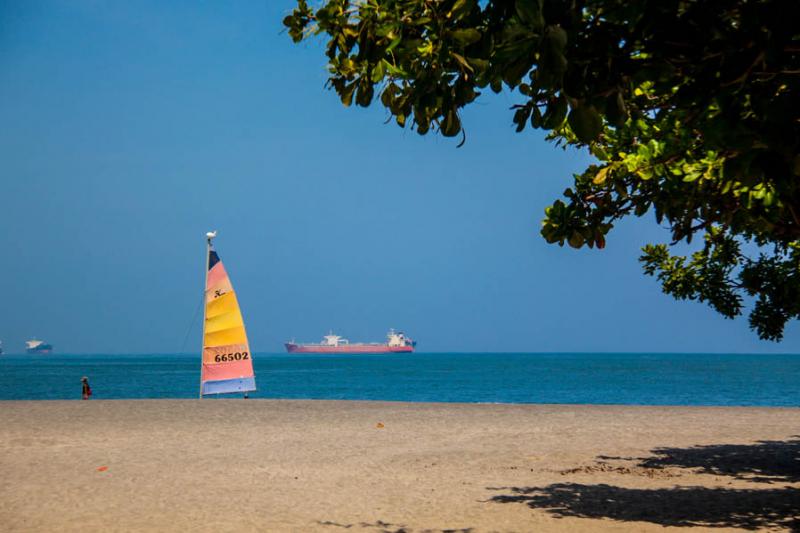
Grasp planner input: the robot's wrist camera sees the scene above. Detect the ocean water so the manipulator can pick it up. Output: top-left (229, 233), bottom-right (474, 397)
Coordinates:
top-left (0, 352), bottom-right (798, 406)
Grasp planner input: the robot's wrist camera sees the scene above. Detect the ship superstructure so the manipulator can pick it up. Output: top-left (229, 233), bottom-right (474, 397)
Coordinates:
top-left (26, 339), bottom-right (53, 354)
top-left (285, 329), bottom-right (416, 354)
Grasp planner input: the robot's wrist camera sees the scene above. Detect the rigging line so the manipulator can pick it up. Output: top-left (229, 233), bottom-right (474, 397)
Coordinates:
top-left (180, 289), bottom-right (205, 354)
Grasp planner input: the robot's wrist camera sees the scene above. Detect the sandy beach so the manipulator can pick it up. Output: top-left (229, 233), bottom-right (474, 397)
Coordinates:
top-left (1, 400), bottom-right (798, 532)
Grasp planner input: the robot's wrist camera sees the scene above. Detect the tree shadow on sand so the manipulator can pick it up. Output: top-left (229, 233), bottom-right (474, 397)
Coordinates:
top-left (488, 437), bottom-right (800, 530)
top-left (632, 437), bottom-right (800, 483)
top-left (489, 483), bottom-right (800, 530)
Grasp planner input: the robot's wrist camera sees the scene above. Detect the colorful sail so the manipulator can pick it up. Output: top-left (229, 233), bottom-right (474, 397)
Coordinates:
top-left (200, 233), bottom-right (256, 395)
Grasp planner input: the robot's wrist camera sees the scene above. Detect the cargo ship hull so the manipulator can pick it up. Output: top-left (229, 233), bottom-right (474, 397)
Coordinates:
top-left (285, 343), bottom-right (414, 354)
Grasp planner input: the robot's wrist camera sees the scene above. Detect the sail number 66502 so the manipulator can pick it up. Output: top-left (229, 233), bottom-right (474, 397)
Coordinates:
top-left (214, 352), bottom-right (249, 362)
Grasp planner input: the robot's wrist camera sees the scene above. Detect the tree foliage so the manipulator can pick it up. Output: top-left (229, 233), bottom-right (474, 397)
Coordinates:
top-left (284, 0), bottom-right (800, 340)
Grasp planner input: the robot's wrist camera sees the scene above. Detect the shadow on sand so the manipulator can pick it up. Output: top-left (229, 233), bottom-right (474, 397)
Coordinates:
top-left (594, 436), bottom-right (800, 484)
top-left (489, 437), bottom-right (800, 530)
top-left (317, 520), bottom-right (473, 533)
top-left (490, 483), bottom-right (799, 530)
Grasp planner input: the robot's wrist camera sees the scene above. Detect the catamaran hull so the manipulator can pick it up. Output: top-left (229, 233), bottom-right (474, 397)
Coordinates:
top-left (285, 343), bottom-right (414, 354)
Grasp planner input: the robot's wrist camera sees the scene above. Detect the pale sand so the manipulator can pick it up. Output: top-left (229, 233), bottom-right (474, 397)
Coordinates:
top-left (1, 401), bottom-right (798, 532)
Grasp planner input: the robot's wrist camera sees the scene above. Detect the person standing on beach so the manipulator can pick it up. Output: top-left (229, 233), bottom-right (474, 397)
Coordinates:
top-left (81, 377), bottom-right (92, 400)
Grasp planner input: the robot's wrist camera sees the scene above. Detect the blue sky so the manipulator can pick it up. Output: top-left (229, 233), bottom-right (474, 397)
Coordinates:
top-left (1, 1), bottom-right (797, 354)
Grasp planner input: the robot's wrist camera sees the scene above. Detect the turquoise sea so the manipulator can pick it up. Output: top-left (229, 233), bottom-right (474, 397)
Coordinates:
top-left (0, 352), bottom-right (798, 405)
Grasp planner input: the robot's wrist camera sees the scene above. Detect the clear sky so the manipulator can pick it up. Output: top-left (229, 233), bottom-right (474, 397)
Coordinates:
top-left (1, 1), bottom-right (797, 354)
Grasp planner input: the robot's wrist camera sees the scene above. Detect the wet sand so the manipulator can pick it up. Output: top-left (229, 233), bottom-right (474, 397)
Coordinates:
top-left (1, 400), bottom-right (798, 532)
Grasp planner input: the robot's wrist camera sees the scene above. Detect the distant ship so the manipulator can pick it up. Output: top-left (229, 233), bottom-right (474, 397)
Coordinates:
top-left (0, 341), bottom-right (3, 355)
top-left (285, 329), bottom-right (416, 354)
top-left (26, 339), bottom-right (53, 354)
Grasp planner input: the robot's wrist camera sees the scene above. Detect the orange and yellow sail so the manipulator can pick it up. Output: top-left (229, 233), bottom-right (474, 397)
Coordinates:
top-left (200, 234), bottom-right (256, 395)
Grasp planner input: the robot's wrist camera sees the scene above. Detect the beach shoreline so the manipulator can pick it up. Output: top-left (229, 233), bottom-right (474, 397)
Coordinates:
top-left (2, 400), bottom-right (798, 531)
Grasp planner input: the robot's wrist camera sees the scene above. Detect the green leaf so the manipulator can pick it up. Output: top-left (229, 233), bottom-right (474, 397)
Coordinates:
top-left (450, 28), bottom-right (482, 46)
top-left (338, 81), bottom-right (357, 107)
top-left (383, 60), bottom-right (407, 77)
top-left (449, 0), bottom-right (475, 20)
top-left (386, 35), bottom-right (402, 53)
top-left (441, 109), bottom-right (461, 137)
top-left (515, 0), bottom-right (544, 29)
top-left (543, 95), bottom-right (568, 129)
top-left (451, 52), bottom-right (474, 72)
top-left (380, 83), bottom-right (398, 107)
top-left (468, 57), bottom-right (489, 72)
top-left (530, 105), bottom-right (543, 128)
top-left (568, 103), bottom-right (602, 143)
top-left (513, 107), bottom-right (530, 132)
top-left (592, 166), bottom-right (611, 185)
top-left (568, 231), bottom-right (585, 248)
top-left (605, 92), bottom-right (628, 128)
top-left (683, 171), bottom-right (702, 182)
top-left (355, 81), bottom-right (374, 107)
top-left (371, 61), bottom-right (385, 83)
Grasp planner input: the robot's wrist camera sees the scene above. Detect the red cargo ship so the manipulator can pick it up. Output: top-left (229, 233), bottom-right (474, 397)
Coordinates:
top-left (285, 329), bottom-right (416, 354)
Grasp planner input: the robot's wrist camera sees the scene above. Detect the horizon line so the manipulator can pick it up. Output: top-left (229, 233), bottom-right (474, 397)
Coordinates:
top-left (4, 350), bottom-right (800, 356)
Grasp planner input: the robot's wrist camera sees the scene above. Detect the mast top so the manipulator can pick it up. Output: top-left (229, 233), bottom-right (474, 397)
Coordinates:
top-left (206, 230), bottom-right (218, 243)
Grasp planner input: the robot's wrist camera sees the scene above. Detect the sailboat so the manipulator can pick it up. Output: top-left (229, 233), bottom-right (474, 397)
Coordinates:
top-left (200, 231), bottom-right (256, 396)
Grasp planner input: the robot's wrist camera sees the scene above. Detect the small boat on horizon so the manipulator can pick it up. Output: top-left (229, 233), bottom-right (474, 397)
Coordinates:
top-left (26, 339), bottom-right (53, 354)
top-left (285, 329), bottom-right (416, 354)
